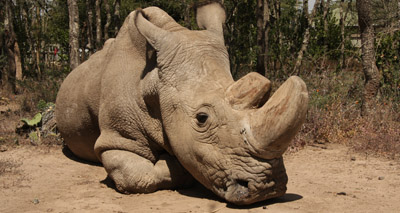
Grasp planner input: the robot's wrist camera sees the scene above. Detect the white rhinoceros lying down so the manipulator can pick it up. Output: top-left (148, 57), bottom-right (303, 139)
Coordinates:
top-left (56, 2), bottom-right (308, 205)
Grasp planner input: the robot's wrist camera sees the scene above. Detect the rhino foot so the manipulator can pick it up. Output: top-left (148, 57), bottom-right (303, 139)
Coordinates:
top-left (101, 150), bottom-right (194, 193)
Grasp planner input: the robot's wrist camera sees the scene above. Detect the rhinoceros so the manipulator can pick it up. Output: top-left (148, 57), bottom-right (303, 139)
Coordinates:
top-left (56, 2), bottom-right (308, 205)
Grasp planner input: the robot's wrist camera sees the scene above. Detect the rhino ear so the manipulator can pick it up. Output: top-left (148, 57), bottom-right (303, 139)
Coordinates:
top-left (135, 9), bottom-right (169, 51)
top-left (196, 2), bottom-right (226, 40)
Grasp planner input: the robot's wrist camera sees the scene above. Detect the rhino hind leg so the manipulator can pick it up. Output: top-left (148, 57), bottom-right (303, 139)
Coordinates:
top-left (64, 133), bottom-right (99, 162)
top-left (100, 149), bottom-right (194, 193)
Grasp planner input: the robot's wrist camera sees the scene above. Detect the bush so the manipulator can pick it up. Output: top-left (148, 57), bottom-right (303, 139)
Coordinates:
top-left (290, 65), bottom-right (400, 159)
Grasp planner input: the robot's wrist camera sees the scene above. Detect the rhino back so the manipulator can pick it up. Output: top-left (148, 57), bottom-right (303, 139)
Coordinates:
top-left (94, 11), bottom-right (171, 162)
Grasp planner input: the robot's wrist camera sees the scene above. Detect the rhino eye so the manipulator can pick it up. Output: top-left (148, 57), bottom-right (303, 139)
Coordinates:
top-left (196, 112), bottom-right (209, 124)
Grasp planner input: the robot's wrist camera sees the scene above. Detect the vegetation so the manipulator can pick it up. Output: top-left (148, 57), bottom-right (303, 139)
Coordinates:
top-left (0, 0), bottom-right (399, 158)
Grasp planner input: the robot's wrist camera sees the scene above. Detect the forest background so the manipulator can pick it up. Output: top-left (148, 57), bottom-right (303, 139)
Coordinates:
top-left (0, 0), bottom-right (399, 158)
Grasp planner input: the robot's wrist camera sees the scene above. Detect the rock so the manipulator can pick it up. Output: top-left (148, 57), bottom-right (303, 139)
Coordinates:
top-left (351, 156), bottom-right (356, 161)
top-left (378, 176), bottom-right (385, 180)
top-left (337, 192), bottom-right (347, 196)
top-left (32, 198), bottom-right (40, 204)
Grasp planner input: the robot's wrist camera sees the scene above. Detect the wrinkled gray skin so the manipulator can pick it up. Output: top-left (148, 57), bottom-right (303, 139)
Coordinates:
top-left (56, 3), bottom-right (308, 205)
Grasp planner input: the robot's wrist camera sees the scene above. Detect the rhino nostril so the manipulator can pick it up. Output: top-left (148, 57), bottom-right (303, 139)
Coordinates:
top-left (236, 179), bottom-right (249, 188)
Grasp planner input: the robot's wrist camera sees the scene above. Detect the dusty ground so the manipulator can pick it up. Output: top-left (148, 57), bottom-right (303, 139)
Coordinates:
top-left (1, 98), bottom-right (399, 213)
top-left (1, 142), bottom-right (399, 213)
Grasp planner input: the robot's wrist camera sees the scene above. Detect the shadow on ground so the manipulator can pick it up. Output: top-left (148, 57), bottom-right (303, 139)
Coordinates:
top-left (62, 146), bottom-right (102, 167)
top-left (178, 182), bottom-right (302, 209)
top-left (63, 145), bottom-right (302, 209)
top-left (226, 193), bottom-right (303, 209)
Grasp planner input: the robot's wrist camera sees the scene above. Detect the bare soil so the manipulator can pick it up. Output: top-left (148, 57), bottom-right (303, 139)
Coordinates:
top-left (1, 97), bottom-right (399, 213)
top-left (1, 142), bottom-right (399, 213)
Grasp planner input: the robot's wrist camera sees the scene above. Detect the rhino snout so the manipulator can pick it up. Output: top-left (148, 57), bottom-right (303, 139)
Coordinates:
top-left (216, 157), bottom-right (288, 205)
top-left (225, 179), bottom-right (250, 203)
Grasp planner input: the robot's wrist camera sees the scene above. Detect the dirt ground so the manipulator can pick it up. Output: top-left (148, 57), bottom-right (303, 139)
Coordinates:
top-left (1, 142), bottom-right (399, 213)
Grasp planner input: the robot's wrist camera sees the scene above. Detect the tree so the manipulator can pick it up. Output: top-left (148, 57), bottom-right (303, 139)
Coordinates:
top-left (339, 0), bottom-right (346, 68)
top-left (95, 0), bottom-right (102, 49)
top-left (321, 0), bottom-right (331, 67)
top-left (356, 0), bottom-right (381, 115)
top-left (256, 0), bottom-right (266, 76)
top-left (104, 0), bottom-right (112, 40)
top-left (86, 0), bottom-right (94, 56)
top-left (1, 0), bottom-right (22, 94)
top-left (256, 0), bottom-right (272, 77)
top-left (293, 0), bottom-right (320, 74)
top-left (113, 0), bottom-right (121, 36)
top-left (68, 0), bottom-right (80, 70)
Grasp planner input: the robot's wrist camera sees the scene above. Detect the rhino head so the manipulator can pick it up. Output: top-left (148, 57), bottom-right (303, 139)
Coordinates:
top-left (135, 3), bottom-right (308, 205)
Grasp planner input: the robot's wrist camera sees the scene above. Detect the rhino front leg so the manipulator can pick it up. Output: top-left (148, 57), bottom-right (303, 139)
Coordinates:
top-left (101, 149), bottom-right (194, 193)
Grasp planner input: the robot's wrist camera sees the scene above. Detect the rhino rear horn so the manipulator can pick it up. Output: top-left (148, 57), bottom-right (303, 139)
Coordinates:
top-left (196, 2), bottom-right (226, 41)
top-left (225, 72), bottom-right (271, 110)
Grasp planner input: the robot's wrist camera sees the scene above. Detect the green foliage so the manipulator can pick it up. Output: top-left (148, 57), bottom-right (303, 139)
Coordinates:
top-left (309, 12), bottom-right (341, 60)
top-left (47, 0), bottom-right (69, 49)
top-left (376, 31), bottom-right (400, 104)
top-left (224, 0), bottom-right (258, 79)
top-left (37, 100), bottom-right (55, 112)
top-left (21, 113), bottom-right (42, 127)
top-left (3, 0), bottom-right (399, 116)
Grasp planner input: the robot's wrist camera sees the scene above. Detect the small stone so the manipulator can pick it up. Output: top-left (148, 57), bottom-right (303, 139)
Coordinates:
top-left (350, 156), bottom-right (356, 161)
top-left (32, 198), bottom-right (40, 204)
top-left (262, 206), bottom-right (267, 209)
top-left (337, 192), bottom-right (347, 196)
top-left (378, 176), bottom-right (385, 180)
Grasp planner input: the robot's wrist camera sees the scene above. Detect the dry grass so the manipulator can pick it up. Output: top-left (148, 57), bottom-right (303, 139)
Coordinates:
top-left (290, 66), bottom-right (400, 159)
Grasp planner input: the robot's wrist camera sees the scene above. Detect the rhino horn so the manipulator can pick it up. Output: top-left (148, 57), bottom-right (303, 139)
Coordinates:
top-left (247, 76), bottom-right (309, 159)
top-left (225, 72), bottom-right (271, 110)
top-left (196, 2), bottom-right (226, 42)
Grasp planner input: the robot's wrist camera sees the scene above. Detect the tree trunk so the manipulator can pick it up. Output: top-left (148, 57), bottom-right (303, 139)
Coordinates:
top-left (113, 0), bottom-right (121, 36)
top-left (276, 0), bottom-right (282, 52)
top-left (68, 0), bottom-right (80, 70)
top-left (80, 21), bottom-right (88, 62)
top-left (271, 0), bottom-right (282, 72)
top-left (263, 0), bottom-right (270, 77)
top-left (95, 0), bottom-right (102, 49)
top-left (256, 0), bottom-right (266, 76)
top-left (86, 0), bottom-right (94, 56)
top-left (303, 0), bottom-right (309, 20)
top-left (2, 0), bottom-right (16, 94)
top-left (104, 0), bottom-right (111, 40)
top-left (293, 0), bottom-right (320, 75)
top-left (322, 0), bottom-right (331, 68)
top-left (35, 5), bottom-right (42, 78)
top-left (21, 2), bottom-right (36, 72)
top-left (356, 0), bottom-right (381, 116)
top-left (14, 42), bottom-right (23, 93)
top-left (340, 0), bottom-right (345, 69)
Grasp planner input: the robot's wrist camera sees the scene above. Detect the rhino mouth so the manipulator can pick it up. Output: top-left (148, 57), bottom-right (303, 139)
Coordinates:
top-left (211, 157), bottom-right (288, 205)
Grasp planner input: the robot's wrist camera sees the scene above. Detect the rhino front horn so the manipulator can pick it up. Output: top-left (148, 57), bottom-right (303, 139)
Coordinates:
top-left (248, 76), bottom-right (309, 159)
